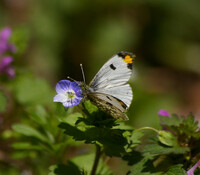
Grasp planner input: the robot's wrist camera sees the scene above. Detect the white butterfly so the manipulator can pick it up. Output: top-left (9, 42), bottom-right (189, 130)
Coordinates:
top-left (81, 51), bottom-right (134, 120)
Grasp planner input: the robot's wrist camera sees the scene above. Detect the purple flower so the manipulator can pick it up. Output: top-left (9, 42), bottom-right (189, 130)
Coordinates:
top-left (0, 27), bottom-right (16, 78)
top-left (187, 160), bottom-right (200, 175)
top-left (158, 109), bottom-right (170, 117)
top-left (0, 56), bottom-right (15, 78)
top-left (53, 80), bottom-right (83, 107)
top-left (0, 27), bottom-right (16, 55)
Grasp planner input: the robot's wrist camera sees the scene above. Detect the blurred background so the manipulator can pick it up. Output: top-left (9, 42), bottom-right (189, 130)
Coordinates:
top-left (1, 0), bottom-right (200, 174)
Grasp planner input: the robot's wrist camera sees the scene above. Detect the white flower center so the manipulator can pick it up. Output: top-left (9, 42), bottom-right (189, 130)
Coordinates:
top-left (65, 89), bottom-right (76, 99)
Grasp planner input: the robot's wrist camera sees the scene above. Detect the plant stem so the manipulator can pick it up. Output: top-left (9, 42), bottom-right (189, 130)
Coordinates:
top-left (134, 126), bottom-right (159, 133)
top-left (91, 144), bottom-right (101, 175)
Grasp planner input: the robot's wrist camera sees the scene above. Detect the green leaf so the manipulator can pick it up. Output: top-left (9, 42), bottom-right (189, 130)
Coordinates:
top-left (128, 130), bottom-right (145, 148)
top-left (13, 74), bottom-right (54, 106)
top-left (164, 164), bottom-right (187, 175)
top-left (71, 153), bottom-right (112, 175)
top-left (143, 144), bottom-right (189, 156)
top-left (82, 100), bottom-right (98, 114)
top-left (12, 123), bottom-right (49, 143)
top-left (179, 114), bottom-right (200, 138)
top-left (78, 101), bottom-right (117, 128)
top-left (58, 122), bottom-right (86, 141)
top-left (11, 27), bottom-right (30, 55)
top-left (62, 112), bottom-right (83, 125)
top-left (158, 131), bottom-right (178, 147)
top-left (59, 122), bottom-right (128, 157)
top-left (12, 142), bottom-right (42, 150)
top-left (0, 91), bottom-right (7, 112)
top-left (160, 114), bottom-right (182, 127)
top-left (123, 150), bottom-right (143, 166)
top-left (160, 113), bottom-right (200, 144)
top-left (127, 157), bottom-right (162, 175)
top-left (28, 105), bottom-right (47, 125)
top-left (48, 162), bottom-right (84, 175)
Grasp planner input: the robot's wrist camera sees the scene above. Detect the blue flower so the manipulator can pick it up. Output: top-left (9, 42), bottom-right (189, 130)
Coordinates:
top-left (53, 80), bottom-right (83, 107)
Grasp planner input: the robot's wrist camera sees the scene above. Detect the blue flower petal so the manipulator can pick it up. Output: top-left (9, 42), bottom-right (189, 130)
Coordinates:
top-left (70, 81), bottom-right (80, 90)
top-left (70, 82), bottom-right (83, 97)
top-left (53, 94), bottom-right (67, 103)
top-left (62, 97), bottom-right (81, 107)
top-left (56, 80), bottom-right (71, 93)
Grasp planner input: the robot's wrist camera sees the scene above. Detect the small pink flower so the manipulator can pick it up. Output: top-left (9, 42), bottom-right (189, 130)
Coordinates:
top-left (158, 109), bottom-right (170, 117)
top-left (0, 27), bottom-right (16, 78)
top-left (0, 56), bottom-right (15, 78)
top-left (0, 27), bottom-right (16, 55)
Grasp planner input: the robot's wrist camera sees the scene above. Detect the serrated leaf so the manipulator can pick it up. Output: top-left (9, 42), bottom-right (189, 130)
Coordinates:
top-left (12, 123), bottom-right (49, 143)
top-left (129, 130), bottom-right (145, 147)
top-left (58, 122), bottom-right (86, 141)
top-left (164, 164), bottom-right (187, 175)
top-left (160, 114), bottom-right (182, 127)
top-left (123, 150), bottom-right (143, 166)
top-left (48, 162), bottom-right (84, 175)
top-left (77, 102), bottom-right (117, 128)
top-left (62, 112), bottom-right (83, 125)
top-left (127, 157), bottom-right (162, 175)
top-left (180, 114), bottom-right (200, 137)
top-left (143, 144), bottom-right (189, 156)
top-left (59, 122), bottom-right (128, 157)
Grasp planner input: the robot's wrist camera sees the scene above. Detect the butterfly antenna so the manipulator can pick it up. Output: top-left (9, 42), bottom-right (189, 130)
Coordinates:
top-left (80, 64), bottom-right (86, 83)
top-left (67, 76), bottom-right (76, 82)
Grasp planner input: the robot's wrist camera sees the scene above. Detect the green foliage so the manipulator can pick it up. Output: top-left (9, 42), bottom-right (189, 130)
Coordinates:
top-left (11, 27), bottom-right (30, 55)
top-left (164, 165), bottom-right (187, 175)
top-left (2, 73), bottom-right (199, 174)
top-left (4, 83), bottom-right (199, 175)
top-left (12, 123), bottom-right (50, 143)
top-left (0, 90), bottom-right (6, 112)
top-left (12, 74), bottom-right (54, 106)
top-left (126, 113), bottom-right (200, 175)
top-left (49, 162), bottom-right (85, 175)
top-left (158, 131), bottom-right (178, 147)
top-left (59, 101), bottom-right (133, 157)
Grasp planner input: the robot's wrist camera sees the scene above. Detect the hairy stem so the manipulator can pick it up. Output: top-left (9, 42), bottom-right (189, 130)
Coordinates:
top-left (91, 144), bottom-right (101, 175)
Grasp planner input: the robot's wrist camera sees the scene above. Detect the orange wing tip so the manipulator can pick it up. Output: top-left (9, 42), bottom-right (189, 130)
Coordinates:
top-left (124, 55), bottom-right (133, 64)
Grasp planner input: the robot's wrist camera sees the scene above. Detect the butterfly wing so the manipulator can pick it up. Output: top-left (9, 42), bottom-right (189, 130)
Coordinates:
top-left (87, 92), bottom-right (129, 120)
top-left (89, 51), bottom-right (134, 108)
